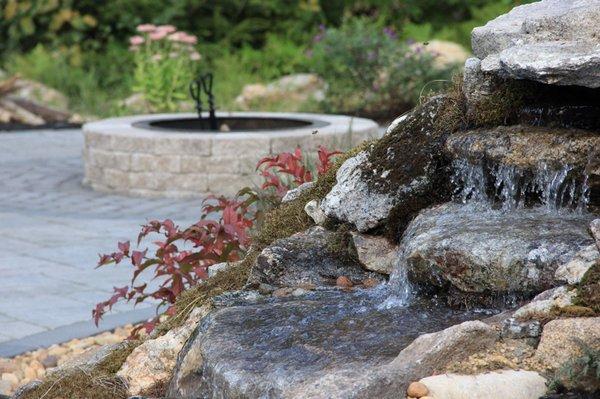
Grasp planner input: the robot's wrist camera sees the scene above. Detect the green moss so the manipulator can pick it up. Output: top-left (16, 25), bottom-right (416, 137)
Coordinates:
top-left (18, 342), bottom-right (137, 399)
top-left (555, 305), bottom-right (597, 318)
top-left (575, 260), bottom-right (600, 313)
top-left (325, 224), bottom-right (359, 264)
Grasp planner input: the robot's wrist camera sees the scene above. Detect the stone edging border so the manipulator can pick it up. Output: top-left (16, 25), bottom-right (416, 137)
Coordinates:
top-left (0, 307), bottom-right (157, 358)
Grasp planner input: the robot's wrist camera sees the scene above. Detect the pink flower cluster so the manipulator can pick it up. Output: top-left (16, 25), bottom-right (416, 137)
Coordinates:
top-left (130, 24), bottom-right (198, 47)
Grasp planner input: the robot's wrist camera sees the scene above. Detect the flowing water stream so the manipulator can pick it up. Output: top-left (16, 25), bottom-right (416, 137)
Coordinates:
top-left (451, 158), bottom-right (591, 212)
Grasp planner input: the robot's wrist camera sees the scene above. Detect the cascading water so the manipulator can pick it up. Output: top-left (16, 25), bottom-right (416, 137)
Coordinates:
top-left (451, 158), bottom-right (591, 213)
top-left (382, 155), bottom-right (593, 310)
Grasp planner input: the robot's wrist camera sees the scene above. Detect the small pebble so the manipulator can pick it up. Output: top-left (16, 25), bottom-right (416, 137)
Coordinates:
top-left (0, 360), bottom-right (16, 374)
top-left (407, 381), bottom-right (429, 397)
top-left (291, 288), bottom-right (308, 297)
top-left (0, 379), bottom-right (12, 395)
top-left (40, 355), bottom-right (58, 369)
top-left (0, 324), bottom-right (134, 396)
top-left (362, 278), bottom-right (379, 288)
top-left (336, 276), bottom-right (353, 288)
top-left (1, 373), bottom-right (19, 389)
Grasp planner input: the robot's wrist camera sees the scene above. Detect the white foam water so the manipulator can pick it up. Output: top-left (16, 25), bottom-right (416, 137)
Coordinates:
top-left (451, 158), bottom-right (591, 212)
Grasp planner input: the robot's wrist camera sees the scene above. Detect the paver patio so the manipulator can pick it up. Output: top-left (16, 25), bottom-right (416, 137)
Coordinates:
top-left (0, 129), bottom-right (201, 348)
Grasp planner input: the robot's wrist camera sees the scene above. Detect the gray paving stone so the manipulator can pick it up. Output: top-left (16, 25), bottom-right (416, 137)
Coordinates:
top-left (1, 321), bottom-right (47, 339)
top-left (0, 129), bottom-right (200, 348)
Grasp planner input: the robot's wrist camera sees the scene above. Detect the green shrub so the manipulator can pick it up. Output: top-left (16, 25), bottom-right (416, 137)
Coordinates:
top-left (130, 25), bottom-right (200, 112)
top-left (309, 18), bottom-right (455, 120)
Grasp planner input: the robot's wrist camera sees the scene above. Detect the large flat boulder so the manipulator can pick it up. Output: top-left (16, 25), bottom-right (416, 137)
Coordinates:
top-left (168, 290), bottom-right (495, 399)
top-left (403, 203), bottom-right (595, 301)
top-left (321, 96), bottom-right (452, 233)
top-left (471, 0), bottom-right (600, 88)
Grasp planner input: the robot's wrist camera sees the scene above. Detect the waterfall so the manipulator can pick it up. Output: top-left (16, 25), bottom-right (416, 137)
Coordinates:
top-left (378, 255), bottom-right (413, 310)
top-left (451, 158), bottom-right (591, 212)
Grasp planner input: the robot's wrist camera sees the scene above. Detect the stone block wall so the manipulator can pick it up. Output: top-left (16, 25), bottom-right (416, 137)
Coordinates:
top-left (83, 113), bottom-right (378, 198)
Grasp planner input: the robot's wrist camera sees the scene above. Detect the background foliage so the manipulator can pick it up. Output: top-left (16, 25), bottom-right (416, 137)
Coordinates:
top-left (0, 0), bottom-right (533, 117)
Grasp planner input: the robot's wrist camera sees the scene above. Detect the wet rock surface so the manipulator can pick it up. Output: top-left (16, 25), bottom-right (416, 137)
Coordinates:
top-left (168, 290), bottom-right (491, 399)
top-left (471, 0), bottom-right (600, 88)
top-left (591, 219), bottom-right (600, 250)
top-left (321, 96), bottom-right (452, 233)
top-left (249, 226), bottom-right (383, 288)
top-left (446, 125), bottom-right (600, 210)
top-left (403, 203), bottom-right (595, 300)
top-left (446, 125), bottom-right (600, 172)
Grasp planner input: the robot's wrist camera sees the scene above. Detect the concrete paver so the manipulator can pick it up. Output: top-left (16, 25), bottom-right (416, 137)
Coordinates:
top-left (0, 129), bottom-right (202, 345)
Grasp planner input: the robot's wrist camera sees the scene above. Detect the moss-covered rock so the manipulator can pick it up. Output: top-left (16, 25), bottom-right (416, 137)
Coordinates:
top-left (15, 342), bottom-right (136, 399)
top-left (320, 95), bottom-right (455, 237)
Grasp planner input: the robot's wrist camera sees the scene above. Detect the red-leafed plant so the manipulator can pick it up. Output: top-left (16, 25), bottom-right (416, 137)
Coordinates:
top-left (93, 195), bottom-right (255, 335)
top-left (93, 145), bottom-right (341, 336)
top-left (257, 145), bottom-right (342, 197)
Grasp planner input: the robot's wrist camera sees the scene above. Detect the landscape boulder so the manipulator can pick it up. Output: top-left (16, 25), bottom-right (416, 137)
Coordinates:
top-left (471, 0), bottom-right (600, 88)
top-left (403, 203), bottom-right (595, 302)
top-left (168, 292), bottom-right (493, 399)
top-left (234, 73), bottom-right (325, 111)
top-left (512, 286), bottom-right (577, 321)
top-left (321, 96), bottom-right (452, 233)
top-left (117, 305), bottom-right (211, 396)
top-left (533, 317), bottom-right (600, 372)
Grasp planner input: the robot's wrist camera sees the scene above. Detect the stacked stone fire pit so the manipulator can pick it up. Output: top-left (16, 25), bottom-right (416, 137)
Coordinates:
top-left (83, 111), bottom-right (378, 197)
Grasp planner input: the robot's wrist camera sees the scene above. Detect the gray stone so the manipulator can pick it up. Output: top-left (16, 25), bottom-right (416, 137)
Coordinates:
top-left (462, 57), bottom-right (504, 112)
top-left (248, 226), bottom-right (382, 288)
top-left (501, 317), bottom-right (542, 339)
top-left (168, 290), bottom-right (493, 399)
top-left (499, 42), bottom-right (600, 87)
top-left (418, 370), bottom-right (547, 399)
top-left (513, 286), bottom-right (577, 320)
top-left (11, 380), bottom-right (42, 399)
top-left (471, 0), bottom-right (600, 88)
top-left (321, 96), bottom-right (452, 233)
top-left (303, 199), bottom-right (326, 225)
top-left (351, 232), bottom-right (399, 275)
top-left (555, 244), bottom-right (599, 284)
top-left (281, 181), bottom-right (315, 203)
top-left (403, 203), bottom-right (595, 299)
top-left (320, 151), bottom-right (394, 232)
top-left (207, 261), bottom-right (235, 278)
